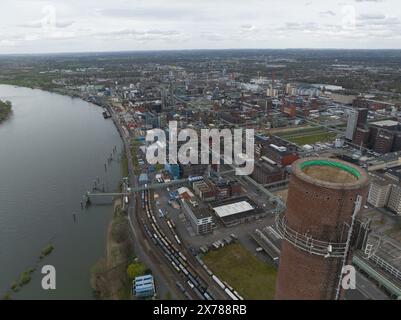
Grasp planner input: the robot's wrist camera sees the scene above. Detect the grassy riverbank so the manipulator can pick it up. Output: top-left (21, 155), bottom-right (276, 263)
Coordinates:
top-left (0, 100), bottom-right (12, 122)
top-left (90, 200), bottom-right (134, 299)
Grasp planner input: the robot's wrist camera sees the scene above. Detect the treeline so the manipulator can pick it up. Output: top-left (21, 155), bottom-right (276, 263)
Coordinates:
top-left (0, 100), bottom-right (12, 122)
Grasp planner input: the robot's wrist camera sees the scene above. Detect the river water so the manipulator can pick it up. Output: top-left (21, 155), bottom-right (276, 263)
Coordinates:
top-left (0, 85), bottom-right (123, 299)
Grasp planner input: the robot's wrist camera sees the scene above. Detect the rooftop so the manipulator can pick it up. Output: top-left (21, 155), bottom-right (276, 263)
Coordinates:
top-left (213, 201), bottom-right (254, 218)
top-left (371, 120), bottom-right (399, 128)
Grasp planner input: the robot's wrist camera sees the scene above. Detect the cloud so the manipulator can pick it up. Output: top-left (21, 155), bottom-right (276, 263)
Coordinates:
top-left (240, 24), bottom-right (256, 31)
top-left (18, 20), bottom-right (74, 29)
top-left (0, 39), bottom-right (15, 47)
top-left (320, 10), bottom-right (336, 17)
top-left (358, 13), bottom-right (386, 20)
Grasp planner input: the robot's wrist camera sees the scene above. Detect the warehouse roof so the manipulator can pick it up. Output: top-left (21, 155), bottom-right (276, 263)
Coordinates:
top-left (371, 120), bottom-right (399, 127)
top-left (213, 201), bottom-right (254, 218)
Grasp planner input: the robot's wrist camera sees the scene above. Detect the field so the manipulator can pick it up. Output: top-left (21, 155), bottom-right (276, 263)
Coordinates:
top-left (278, 127), bottom-right (337, 146)
top-left (203, 243), bottom-right (277, 300)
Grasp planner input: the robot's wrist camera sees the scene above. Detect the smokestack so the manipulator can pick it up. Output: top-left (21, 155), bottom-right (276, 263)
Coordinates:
top-left (275, 158), bottom-right (369, 300)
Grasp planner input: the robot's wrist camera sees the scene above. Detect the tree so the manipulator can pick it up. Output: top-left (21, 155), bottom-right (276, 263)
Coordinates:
top-left (126, 262), bottom-right (147, 280)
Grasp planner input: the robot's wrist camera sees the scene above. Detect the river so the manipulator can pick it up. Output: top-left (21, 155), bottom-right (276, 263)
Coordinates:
top-left (0, 85), bottom-right (123, 299)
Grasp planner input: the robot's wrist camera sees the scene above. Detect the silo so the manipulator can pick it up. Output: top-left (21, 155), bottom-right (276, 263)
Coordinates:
top-left (275, 158), bottom-right (369, 300)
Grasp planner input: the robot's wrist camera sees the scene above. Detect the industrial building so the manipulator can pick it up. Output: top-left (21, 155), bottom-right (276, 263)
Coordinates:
top-left (138, 173), bottom-right (149, 186)
top-left (133, 274), bottom-right (155, 298)
top-left (251, 159), bottom-right (287, 185)
top-left (211, 196), bottom-right (266, 227)
top-left (178, 187), bottom-right (214, 235)
top-left (275, 158), bottom-right (370, 300)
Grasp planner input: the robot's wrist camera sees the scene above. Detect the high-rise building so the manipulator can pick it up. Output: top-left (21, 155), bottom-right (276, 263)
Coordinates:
top-left (275, 158), bottom-right (369, 300)
top-left (356, 108), bottom-right (368, 127)
top-left (367, 179), bottom-right (391, 208)
top-left (352, 127), bottom-right (370, 148)
top-left (373, 129), bottom-right (394, 154)
top-left (387, 185), bottom-right (401, 215)
top-left (345, 110), bottom-right (358, 140)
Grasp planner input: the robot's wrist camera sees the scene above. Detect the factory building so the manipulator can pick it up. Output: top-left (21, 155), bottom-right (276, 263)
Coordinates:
top-left (133, 275), bottom-right (155, 298)
top-left (251, 160), bottom-right (287, 185)
top-left (275, 158), bottom-right (369, 300)
top-left (192, 180), bottom-right (217, 202)
top-left (265, 143), bottom-right (299, 167)
top-left (211, 196), bottom-right (266, 227)
top-left (178, 187), bottom-right (214, 235)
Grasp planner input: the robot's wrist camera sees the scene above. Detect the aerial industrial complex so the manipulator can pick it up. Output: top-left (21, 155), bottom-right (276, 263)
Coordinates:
top-left (2, 49), bottom-right (401, 301)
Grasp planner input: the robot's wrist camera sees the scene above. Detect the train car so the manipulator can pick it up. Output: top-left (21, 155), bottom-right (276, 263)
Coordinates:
top-left (225, 288), bottom-right (239, 300)
top-left (166, 237), bottom-right (173, 247)
top-left (193, 287), bottom-right (206, 300)
top-left (178, 252), bottom-right (187, 262)
top-left (195, 276), bottom-right (207, 293)
top-left (188, 274), bottom-right (199, 288)
top-left (212, 275), bottom-right (226, 290)
top-left (203, 292), bottom-right (213, 301)
top-left (174, 235), bottom-right (182, 245)
top-left (179, 264), bottom-right (188, 275)
top-left (171, 261), bottom-right (180, 273)
top-left (187, 280), bottom-right (195, 289)
top-left (233, 291), bottom-right (244, 300)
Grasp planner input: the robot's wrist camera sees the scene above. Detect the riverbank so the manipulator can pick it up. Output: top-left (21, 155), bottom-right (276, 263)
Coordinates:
top-left (90, 199), bottom-right (134, 299)
top-left (0, 99), bottom-right (12, 122)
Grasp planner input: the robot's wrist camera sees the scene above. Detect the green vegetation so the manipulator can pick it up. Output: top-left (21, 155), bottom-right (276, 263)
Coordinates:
top-left (131, 140), bottom-right (141, 175)
top-left (18, 271), bottom-right (32, 287)
top-left (10, 281), bottom-right (18, 292)
top-left (127, 262), bottom-right (147, 280)
top-left (278, 126), bottom-right (336, 146)
top-left (121, 153), bottom-right (129, 177)
top-left (2, 293), bottom-right (11, 300)
top-left (203, 243), bottom-right (277, 300)
top-left (40, 244), bottom-right (54, 259)
top-left (0, 74), bottom-right (58, 91)
top-left (0, 100), bottom-right (12, 122)
top-left (91, 202), bottom-right (146, 300)
top-left (286, 132), bottom-right (337, 145)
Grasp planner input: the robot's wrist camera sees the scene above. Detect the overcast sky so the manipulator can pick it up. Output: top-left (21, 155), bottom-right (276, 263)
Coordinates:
top-left (1, 0), bottom-right (401, 54)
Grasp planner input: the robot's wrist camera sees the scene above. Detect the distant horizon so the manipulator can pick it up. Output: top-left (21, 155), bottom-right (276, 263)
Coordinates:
top-left (2, 47), bottom-right (401, 57)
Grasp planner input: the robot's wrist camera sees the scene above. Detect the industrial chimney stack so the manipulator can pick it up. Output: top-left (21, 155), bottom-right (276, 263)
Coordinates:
top-left (275, 158), bottom-right (369, 300)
